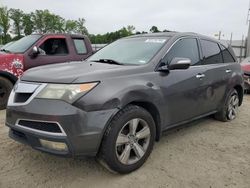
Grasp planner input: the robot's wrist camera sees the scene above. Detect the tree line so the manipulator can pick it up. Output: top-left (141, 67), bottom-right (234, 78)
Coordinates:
top-left (0, 6), bottom-right (170, 44)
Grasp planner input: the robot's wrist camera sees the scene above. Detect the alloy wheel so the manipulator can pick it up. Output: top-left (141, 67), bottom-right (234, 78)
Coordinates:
top-left (115, 118), bottom-right (151, 165)
top-left (227, 94), bottom-right (239, 120)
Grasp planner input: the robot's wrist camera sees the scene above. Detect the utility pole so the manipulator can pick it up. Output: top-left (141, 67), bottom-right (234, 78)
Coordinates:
top-left (246, 0), bottom-right (250, 57)
top-left (218, 31), bottom-right (222, 40)
top-left (230, 33), bottom-right (233, 45)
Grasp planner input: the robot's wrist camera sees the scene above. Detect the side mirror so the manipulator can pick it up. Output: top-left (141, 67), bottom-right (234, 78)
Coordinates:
top-left (157, 64), bottom-right (169, 72)
top-left (168, 58), bottom-right (191, 70)
top-left (31, 46), bottom-right (39, 57)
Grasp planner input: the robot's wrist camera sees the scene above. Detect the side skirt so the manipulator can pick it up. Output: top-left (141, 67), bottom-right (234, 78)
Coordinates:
top-left (162, 110), bottom-right (218, 132)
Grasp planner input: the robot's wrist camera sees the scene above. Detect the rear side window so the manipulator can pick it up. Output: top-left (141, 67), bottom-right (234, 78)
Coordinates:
top-left (201, 40), bottom-right (223, 64)
top-left (163, 38), bottom-right (200, 65)
top-left (73, 39), bottom-right (87, 54)
top-left (220, 45), bottom-right (235, 63)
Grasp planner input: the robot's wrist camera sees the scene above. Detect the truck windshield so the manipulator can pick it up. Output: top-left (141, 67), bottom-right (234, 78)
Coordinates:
top-left (4, 35), bottom-right (42, 53)
top-left (88, 37), bottom-right (169, 65)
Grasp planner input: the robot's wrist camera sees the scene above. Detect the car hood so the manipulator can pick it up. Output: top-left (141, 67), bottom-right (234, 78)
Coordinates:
top-left (21, 61), bottom-right (145, 83)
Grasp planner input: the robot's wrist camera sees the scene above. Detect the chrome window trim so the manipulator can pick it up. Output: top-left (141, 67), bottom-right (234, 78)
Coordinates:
top-left (15, 119), bottom-right (67, 137)
top-left (155, 36), bottom-right (202, 70)
top-left (8, 82), bottom-right (47, 106)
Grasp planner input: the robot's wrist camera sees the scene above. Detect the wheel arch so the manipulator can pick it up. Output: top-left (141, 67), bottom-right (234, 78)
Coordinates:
top-left (234, 85), bottom-right (243, 106)
top-left (0, 71), bottom-right (18, 85)
top-left (127, 101), bottom-right (162, 141)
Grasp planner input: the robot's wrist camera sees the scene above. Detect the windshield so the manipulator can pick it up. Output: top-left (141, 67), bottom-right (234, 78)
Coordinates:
top-left (0, 41), bottom-right (15, 50)
top-left (88, 37), bottom-right (169, 65)
top-left (4, 34), bottom-right (42, 53)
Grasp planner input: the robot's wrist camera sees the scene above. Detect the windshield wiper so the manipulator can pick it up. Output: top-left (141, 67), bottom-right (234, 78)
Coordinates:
top-left (0, 48), bottom-right (11, 53)
top-left (90, 59), bottom-right (124, 65)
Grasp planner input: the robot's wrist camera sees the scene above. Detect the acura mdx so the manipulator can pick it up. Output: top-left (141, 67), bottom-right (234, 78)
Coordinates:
top-left (5, 32), bottom-right (244, 173)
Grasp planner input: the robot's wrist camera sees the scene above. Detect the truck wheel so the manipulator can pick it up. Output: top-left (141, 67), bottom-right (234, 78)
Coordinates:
top-left (98, 105), bottom-right (156, 174)
top-left (0, 77), bottom-right (13, 110)
top-left (214, 89), bottom-right (239, 122)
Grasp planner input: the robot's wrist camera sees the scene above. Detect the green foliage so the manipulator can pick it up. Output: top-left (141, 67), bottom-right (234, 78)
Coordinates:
top-left (22, 13), bottom-right (33, 35)
top-left (64, 20), bottom-right (78, 33)
top-left (0, 6), bottom-right (90, 40)
top-left (150, 26), bottom-right (160, 33)
top-left (31, 9), bottom-right (65, 33)
top-left (0, 5), bottom-right (171, 44)
top-left (76, 18), bottom-right (88, 35)
top-left (9, 8), bottom-right (23, 37)
top-left (0, 6), bottom-right (10, 43)
top-left (30, 10), bottom-right (89, 34)
top-left (89, 26), bottom-right (136, 44)
top-left (12, 34), bottom-right (24, 41)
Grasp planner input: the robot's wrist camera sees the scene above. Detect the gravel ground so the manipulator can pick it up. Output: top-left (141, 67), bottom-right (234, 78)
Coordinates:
top-left (0, 96), bottom-right (250, 188)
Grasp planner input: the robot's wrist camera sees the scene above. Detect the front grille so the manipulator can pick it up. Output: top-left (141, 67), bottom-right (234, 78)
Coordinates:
top-left (18, 120), bottom-right (62, 134)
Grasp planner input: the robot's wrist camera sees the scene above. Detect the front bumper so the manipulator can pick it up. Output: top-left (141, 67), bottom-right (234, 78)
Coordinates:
top-left (6, 98), bottom-right (118, 157)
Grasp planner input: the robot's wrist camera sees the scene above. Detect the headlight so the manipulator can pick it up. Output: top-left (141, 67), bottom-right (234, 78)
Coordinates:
top-left (36, 82), bottom-right (98, 103)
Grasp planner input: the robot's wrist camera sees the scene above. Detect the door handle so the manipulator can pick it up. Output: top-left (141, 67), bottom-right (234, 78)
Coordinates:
top-left (225, 69), bottom-right (232, 73)
top-left (196, 73), bottom-right (205, 79)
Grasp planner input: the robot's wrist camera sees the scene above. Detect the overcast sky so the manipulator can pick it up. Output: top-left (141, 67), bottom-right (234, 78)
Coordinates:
top-left (1, 0), bottom-right (249, 40)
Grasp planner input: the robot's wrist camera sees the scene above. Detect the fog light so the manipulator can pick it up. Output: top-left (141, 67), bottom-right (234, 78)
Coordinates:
top-left (39, 139), bottom-right (68, 152)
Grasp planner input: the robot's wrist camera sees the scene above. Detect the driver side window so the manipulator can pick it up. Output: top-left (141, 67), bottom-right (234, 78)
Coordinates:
top-left (39, 38), bottom-right (69, 56)
top-left (162, 38), bottom-right (200, 66)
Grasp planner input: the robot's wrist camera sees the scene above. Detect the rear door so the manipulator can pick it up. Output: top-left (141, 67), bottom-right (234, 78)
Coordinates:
top-left (198, 39), bottom-right (229, 112)
top-left (220, 44), bottom-right (239, 97)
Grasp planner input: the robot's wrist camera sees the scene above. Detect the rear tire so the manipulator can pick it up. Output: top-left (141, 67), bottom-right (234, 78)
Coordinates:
top-left (0, 77), bottom-right (13, 110)
top-left (98, 105), bottom-right (156, 174)
top-left (214, 89), bottom-right (239, 122)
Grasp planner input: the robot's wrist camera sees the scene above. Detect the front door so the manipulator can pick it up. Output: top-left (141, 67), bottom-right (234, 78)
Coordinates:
top-left (24, 36), bottom-right (73, 70)
top-left (158, 37), bottom-right (207, 127)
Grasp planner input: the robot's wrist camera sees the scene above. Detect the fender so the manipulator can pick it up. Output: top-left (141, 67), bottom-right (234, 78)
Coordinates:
top-left (0, 53), bottom-right (24, 79)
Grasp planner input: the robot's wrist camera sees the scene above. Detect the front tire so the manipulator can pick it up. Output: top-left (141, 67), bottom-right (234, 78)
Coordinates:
top-left (0, 77), bottom-right (13, 110)
top-left (214, 89), bottom-right (239, 122)
top-left (98, 105), bottom-right (156, 174)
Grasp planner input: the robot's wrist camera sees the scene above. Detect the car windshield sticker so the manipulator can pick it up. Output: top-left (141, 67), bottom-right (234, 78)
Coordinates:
top-left (145, 39), bottom-right (166, 43)
top-left (139, 60), bottom-right (146, 63)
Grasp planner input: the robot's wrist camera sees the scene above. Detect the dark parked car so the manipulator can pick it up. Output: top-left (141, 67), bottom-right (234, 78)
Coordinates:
top-left (240, 57), bottom-right (250, 92)
top-left (5, 32), bottom-right (244, 173)
top-left (0, 34), bottom-right (93, 109)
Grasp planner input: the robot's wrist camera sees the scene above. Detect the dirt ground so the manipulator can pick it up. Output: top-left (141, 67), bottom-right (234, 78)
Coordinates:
top-left (0, 96), bottom-right (250, 188)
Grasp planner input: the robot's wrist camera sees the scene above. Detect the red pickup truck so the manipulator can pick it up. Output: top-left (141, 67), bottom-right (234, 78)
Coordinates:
top-left (0, 34), bottom-right (93, 109)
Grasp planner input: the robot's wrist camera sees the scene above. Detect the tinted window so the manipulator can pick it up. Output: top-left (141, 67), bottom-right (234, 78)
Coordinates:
top-left (39, 38), bottom-right (68, 55)
top-left (73, 39), bottom-right (87, 54)
top-left (201, 40), bottom-right (223, 64)
top-left (220, 45), bottom-right (235, 63)
top-left (162, 38), bottom-right (200, 65)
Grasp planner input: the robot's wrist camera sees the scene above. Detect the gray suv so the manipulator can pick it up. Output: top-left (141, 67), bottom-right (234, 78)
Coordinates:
top-left (5, 32), bottom-right (244, 173)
